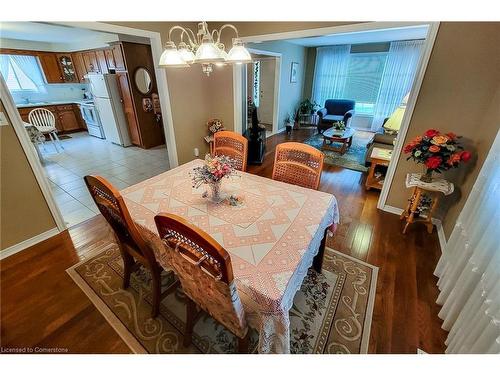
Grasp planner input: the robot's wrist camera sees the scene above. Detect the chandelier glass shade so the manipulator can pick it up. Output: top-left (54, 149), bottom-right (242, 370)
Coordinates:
top-left (159, 22), bottom-right (252, 75)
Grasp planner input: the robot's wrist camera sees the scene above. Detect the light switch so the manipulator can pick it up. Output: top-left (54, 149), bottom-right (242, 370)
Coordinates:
top-left (0, 111), bottom-right (9, 126)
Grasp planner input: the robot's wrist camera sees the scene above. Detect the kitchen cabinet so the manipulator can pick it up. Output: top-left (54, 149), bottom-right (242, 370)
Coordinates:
top-left (72, 52), bottom-right (87, 82)
top-left (18, 104), bottom-right (84, 133)
top-left (82, 51), bottom-right (100, 74)
top-left (116, 72), bottom-right (141, 146)
top-left (104, 48), bottom-right (116, 70)
top-left (95, 50), bottom-right (109, 74)
top-left (111, 44), bottom-right (126, 71)
top-left (38, 53), bottom-right (63, 83)
top-left (56, 54), bottom-right (78, 83)
top-left (56, 105), bottom-right (80, 131)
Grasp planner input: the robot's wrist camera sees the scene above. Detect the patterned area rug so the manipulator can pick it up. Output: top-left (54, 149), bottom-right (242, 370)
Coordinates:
top-left (303, 130), bottom-right (373, 172)
top-left (67, 244), bottom-right (378, 354)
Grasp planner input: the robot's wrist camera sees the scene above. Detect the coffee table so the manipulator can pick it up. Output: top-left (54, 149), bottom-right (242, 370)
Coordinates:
top-left (321, 127), bottom-right (355, 155)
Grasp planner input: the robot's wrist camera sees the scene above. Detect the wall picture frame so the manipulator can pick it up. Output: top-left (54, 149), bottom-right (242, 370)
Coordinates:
top-left (290, 62), bottom-right (299, 83)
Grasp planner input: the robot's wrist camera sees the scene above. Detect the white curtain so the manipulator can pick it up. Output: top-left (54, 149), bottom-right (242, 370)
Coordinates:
top-left (312, 45), bottom-right (350, 107)
top-left (371, 40), bottom-right (424, 131)
top-left (434, 129), bottom-right (500, 354)
top-left (0, 55), bottom-right (10, 78)
top-left (10, 55), bottom-right (45, 87)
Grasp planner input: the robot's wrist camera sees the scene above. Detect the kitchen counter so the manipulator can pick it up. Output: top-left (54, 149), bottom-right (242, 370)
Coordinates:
top-left (16, 100), bottom-right (92, 108)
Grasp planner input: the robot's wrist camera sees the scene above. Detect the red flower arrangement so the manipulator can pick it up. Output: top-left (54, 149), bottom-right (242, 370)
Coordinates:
top-left (404, 129), bottom-right (471, 181)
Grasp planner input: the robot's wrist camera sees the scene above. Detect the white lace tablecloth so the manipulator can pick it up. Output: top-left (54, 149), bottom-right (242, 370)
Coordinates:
top-left (406, 173), bottom-right (454, 195)
top-left (121, 159), bottom-right (339, 353)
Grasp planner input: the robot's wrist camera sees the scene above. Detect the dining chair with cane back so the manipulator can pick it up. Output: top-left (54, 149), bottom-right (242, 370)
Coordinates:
top-left (154, 213), bottom-right (250, 353)
top-left (272, 142), bottom-right (324, 190)
top-left (213, 130), bottom-right (248, 172)
top-left (28, 108), bottom-right (64, 153)
top-left (84, 175), bottom-right (178, 318)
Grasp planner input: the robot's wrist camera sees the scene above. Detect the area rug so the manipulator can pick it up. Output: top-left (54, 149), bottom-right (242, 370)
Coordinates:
top-left (67, 243), bottom-right (378, 354)
top-left (303, 130), bottom-right (372, 173)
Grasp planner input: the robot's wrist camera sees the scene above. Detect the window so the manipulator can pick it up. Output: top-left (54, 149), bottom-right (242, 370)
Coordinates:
top-left (0, 54), bottom-right (43, 92)
top-left (343, 53), bottom-right (387, 115)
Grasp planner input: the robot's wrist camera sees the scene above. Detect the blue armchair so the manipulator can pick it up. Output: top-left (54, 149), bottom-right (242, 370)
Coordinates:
top-left (317, 99), bottom-right (355, 133)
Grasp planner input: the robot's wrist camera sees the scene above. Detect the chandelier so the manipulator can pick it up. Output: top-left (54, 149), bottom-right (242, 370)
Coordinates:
top-left (158, 22), bottom-right (252, 76)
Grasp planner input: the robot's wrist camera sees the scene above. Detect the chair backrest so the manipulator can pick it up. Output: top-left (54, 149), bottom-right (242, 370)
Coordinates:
top-left (28, 108), bottom-right (56, 130)
top-left (84, 175), bottom-right (157, 267)
top-left (213, 130), bottom-right (248, 172)
top-left (272, 142), bottom-right (324, 190)
top-left (154, 213), bottom-right (247, 337)
top-left (324, 99), bottom-right (355, 115)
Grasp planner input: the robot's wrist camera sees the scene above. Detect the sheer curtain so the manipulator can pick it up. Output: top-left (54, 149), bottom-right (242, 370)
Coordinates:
top-left (434, 130), bottom-right (500, 354)
top-left (10, 55), bottom-right (45, 87)
top-left (371, 40), bottom-right (424, 130)
top-left (311, 45), bottom-right (350, 107)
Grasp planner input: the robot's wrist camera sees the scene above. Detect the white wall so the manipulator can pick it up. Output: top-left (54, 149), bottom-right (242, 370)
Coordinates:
top-left (248, 40), bottom-right (307, 130)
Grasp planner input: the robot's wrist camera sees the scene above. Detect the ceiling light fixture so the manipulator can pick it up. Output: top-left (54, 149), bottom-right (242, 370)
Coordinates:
top-left (158, 22), bottom-right (252, 76)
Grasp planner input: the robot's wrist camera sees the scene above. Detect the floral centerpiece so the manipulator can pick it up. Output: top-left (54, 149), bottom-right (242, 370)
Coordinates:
top-left (404, 129), bottom-right (471, 182)
top-left (191, 154), bottom-right (236, 202)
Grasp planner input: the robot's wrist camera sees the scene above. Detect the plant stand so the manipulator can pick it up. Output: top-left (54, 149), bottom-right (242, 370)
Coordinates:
top-left (400, 173), bottom-right (454, 234)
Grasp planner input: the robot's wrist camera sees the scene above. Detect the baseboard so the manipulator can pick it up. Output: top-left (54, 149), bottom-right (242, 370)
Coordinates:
top-left (0, 227), bottom-right (60, 260)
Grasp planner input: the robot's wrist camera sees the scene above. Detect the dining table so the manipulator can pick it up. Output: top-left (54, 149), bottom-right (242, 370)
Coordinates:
top-left (120, 159), bottom-right (340, 353)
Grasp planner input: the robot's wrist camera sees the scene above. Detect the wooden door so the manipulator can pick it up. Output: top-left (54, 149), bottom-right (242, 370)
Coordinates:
top-left (56, 54), bottom-right (78, 83)
top-left (112, 44), bottom-right (126, 71)
top-left (115, 72), bottom-right (141, 146)
top-left (82, 51), bottom-right (99, 74)
top-left (104, 48), bottom-right (116, 70)
top-left (72, 52), bottom-right (87, 82)
top-left (38, 53), bottom-right (63, 83)
top-left (95, 50), bottom-right (109, 74)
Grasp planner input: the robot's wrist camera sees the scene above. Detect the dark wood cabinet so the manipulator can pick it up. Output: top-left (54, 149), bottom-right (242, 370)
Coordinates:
top-left (111, 44), bottom-right (126, 71)
top-left (72, 52), bottom-right (87, 82)
top-left (56, 54), bottom-right (78, 83)
top-left (95, 50), bottom-right (109, 74)
top-left (82, 51), bottom-right (100, 74)
top-left (104, 48), bottom-right (116, 70)
top-left (57, 105), bottom-right (80, 131)
top-left (38, 53), bottom-right (63, 83)
top-left (116, 72), bottom-right (141, 146)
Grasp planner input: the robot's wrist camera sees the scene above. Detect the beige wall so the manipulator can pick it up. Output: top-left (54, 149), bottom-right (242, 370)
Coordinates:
top-left (386, 22), bottom-right (500, 238)
top-left (0, 101), bottom-right (56, 250)
top-left (248, 40), bottom-right (307, 129)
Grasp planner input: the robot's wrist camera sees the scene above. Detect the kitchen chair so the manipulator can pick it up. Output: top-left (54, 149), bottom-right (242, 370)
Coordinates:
top-left (84, 175), bottom-right (178, 318)
top-left (213, 130), bottom-right (248, 172)
top-left (28, 108), bottom-right (64, 153)
top-left (154, 213), bottom-right (250, 353)
top-left (272, 142), bottom-right (324, 190)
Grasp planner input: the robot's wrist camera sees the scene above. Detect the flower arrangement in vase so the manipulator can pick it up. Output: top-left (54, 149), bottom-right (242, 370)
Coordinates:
top-left (191, 154), bottom-right (236, 202)
top-left (404, 129), bottom-right (471, 182)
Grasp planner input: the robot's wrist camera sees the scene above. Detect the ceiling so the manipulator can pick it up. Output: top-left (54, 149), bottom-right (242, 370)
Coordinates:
top-left (286, 25), bottom-right (429, 47)
top-left (0, 22), bottom-right (116, 43)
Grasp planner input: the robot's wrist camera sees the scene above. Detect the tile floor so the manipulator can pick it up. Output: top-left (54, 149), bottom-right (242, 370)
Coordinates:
top-left (41, 132), bottom-right (170, 228)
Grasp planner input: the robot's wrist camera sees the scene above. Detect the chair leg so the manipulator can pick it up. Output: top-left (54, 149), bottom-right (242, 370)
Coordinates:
top-left (122, 252), bottom-right (135, 290)
top-left (183, 298), bottom-right (198, 347)
top-left (237, 332), bottom-right (250, 353)
top-left (48, 132), bottom-right (59, 153)
top-left (53, 131), bottom-right (64, 150)
top-left (150, 266), bottom-right (162, 318)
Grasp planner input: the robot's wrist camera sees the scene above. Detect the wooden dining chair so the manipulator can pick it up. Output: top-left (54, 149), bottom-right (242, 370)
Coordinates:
top-left (213, 130), bottom-right (248, 172)
top-left (84, 175), bottom-right (178, 318)
top-left (28, 108), bottom-right (64, 153)
top-left (154, 213), bottom-right (250, 353)
top-left (272, 142), bottom-right (324, 190)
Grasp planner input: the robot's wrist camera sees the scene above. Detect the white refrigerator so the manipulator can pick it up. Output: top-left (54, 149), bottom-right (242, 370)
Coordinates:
top-left (87, 73), bottom-right (132, 147)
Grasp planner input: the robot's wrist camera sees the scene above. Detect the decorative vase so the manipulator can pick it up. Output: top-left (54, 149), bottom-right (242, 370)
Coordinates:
top-left (420, 168), bottom-right (433, 183)
top-left (208, 180), bottom-right (223, 202)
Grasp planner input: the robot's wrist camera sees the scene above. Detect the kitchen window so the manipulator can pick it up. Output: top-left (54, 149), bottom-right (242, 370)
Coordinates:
top-left (0, 54), bottom-right (45, 92)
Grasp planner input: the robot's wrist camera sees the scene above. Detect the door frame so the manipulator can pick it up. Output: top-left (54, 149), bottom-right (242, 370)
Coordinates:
top-left (236, 21), bottom-right (441, 213)
top-left (245, 48), bottom-right (282, 136)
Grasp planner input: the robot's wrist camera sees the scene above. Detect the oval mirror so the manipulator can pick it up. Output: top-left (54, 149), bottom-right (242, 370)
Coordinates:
top-left (134, 67), bottom-right (152, 94)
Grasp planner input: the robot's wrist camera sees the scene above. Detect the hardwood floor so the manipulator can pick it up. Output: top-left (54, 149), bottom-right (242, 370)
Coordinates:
top-left (0, 129), bottom-right (448, 354)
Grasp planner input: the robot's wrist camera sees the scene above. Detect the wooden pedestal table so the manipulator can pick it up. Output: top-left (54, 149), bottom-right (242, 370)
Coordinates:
top-left (400, 173), bottom-right (454, 234)
top-left (365, 147), bottom-right (392, 191)
top-left (321, 127), bottom-right (355, 155)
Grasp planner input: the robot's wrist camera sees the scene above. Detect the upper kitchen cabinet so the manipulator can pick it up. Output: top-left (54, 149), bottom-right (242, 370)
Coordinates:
top-left (56, 54), bottom-right (78, 83)
top-left (72, 52), bottom-right (87, 82)
top-left (95, 50), bottom-right (109, 74)
top-left (38, 53), bottom-right (63, 83)
top-left (108, 44), bottom-right (126, 71)
top-left (82, 51), bottom-right (100, 74)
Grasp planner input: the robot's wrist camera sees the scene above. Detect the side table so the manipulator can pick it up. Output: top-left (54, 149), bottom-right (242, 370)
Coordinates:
top-left (365, 147), bottom-right (392, 190)
top-left (400, 173), bottom-right (454, 234)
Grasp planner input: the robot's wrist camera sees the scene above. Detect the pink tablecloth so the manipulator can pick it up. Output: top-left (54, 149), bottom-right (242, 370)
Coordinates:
top-left (121, 159), bottom-right (339, 353)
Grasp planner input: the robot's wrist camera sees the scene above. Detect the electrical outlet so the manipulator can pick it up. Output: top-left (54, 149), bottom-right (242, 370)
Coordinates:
top-left (194, 148), bottom-right (199, 157)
